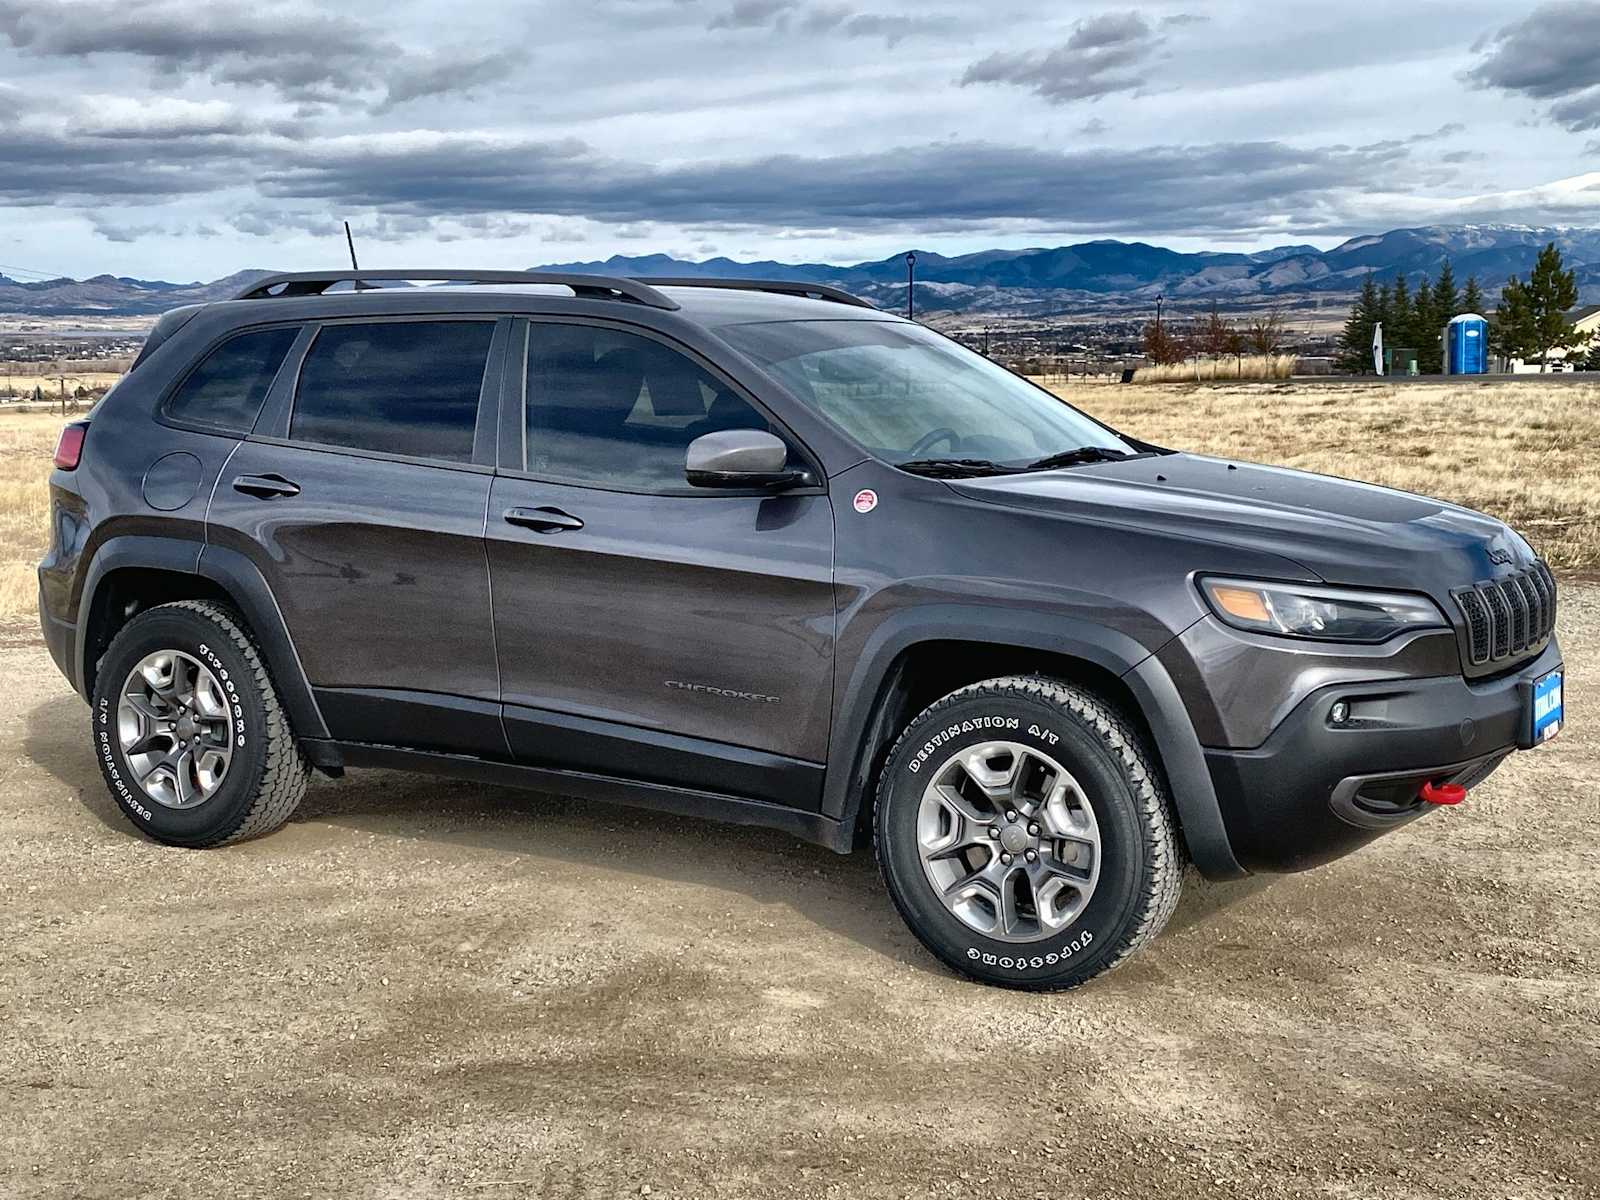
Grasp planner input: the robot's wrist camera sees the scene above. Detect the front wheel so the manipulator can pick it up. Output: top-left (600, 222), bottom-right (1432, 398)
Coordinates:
top-left (874, 676), bottom-right (1183, 990)
top-left (90, 600), bottom-right (309, 847)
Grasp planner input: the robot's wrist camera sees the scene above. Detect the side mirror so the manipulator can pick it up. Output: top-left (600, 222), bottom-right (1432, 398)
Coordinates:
top-left (685, 430), bottom-right (810, 489)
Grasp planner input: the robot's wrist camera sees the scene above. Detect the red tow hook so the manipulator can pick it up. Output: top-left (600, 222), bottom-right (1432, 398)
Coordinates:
top-left (1419, 780), bottom-right (1467, 806)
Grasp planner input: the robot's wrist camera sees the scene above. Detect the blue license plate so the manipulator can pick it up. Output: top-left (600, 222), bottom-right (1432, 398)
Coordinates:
top-left (1532, 669), bottom-right (1564, 744)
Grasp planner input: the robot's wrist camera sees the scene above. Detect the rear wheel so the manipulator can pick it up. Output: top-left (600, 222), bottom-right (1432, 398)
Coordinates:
top-left (91, 600), bottom-right (309, 847)
top-left (874, 675), bottom-right (1183, 990)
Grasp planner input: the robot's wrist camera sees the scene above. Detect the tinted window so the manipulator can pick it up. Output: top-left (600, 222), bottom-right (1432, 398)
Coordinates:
top-left (291, 321), bottom-right (494, 462)
top-left (164, 326), bottom-right (298, 433)
top-left (524, 324), bottom-right (774, 490)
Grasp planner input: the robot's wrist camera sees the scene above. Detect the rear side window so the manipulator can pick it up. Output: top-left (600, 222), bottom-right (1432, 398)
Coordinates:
top-left (164, 326), bottom-right (299, 434)
top-left (291, 321), bottom-right (495, 462)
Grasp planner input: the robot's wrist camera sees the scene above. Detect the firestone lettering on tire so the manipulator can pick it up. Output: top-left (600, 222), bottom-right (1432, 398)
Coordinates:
top-left (966, 929), bottom-right (1093, 970)
top-left (908, 715), bottom-right (1021, 773)
top-left (97, 697), bottom-right (153, 821)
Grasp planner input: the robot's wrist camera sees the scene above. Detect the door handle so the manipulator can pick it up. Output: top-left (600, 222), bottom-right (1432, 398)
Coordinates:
top-left (232, 473), bottom-right (301, 499)
top-left (504, 506), bottom-right (584, 534)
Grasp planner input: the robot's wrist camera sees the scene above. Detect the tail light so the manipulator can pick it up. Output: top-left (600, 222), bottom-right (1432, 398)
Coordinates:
top-left (53, 422), bottom-right (88, 470)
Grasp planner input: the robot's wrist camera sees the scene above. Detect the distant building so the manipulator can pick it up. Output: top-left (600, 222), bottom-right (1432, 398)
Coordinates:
top-left (1501, 304), bottom-right (1600, 373)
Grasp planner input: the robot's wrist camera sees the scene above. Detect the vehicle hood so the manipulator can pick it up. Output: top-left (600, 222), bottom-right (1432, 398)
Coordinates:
top-left (949, 452), bottom-right (1531, 591)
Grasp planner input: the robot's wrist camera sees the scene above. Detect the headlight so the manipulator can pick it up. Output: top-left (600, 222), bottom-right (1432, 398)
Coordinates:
top-left (1199, 577), bottom-right (1447, 643)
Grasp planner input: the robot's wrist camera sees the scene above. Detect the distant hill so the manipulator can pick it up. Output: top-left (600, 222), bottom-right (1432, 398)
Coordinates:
top-left (0, 270), bottom-right (273, 317)
top-left (540, 225), bottom-right (1600, 313)
top-left (9, 225), bottom-right (1600, 318)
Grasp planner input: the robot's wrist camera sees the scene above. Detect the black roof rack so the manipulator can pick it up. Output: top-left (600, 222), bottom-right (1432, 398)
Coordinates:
top-left (636, 277), bottom-right (876, 309)
top-left (233, 270), bottom-right (680, 310)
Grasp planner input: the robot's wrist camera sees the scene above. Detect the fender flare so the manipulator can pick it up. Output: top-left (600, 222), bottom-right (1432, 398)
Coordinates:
top-left (823, 605), bottom-right (1246, 880)
top-left (73, 535), bottom-right (329, 740)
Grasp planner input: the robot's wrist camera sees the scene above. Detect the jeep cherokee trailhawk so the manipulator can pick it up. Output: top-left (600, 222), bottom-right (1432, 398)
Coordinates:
top-left (39, 270), bottom-right (1565, 990)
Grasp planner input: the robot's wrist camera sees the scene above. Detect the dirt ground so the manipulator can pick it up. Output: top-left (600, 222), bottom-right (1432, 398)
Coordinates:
top-left (0, 584), bottom-right (1595, 1200)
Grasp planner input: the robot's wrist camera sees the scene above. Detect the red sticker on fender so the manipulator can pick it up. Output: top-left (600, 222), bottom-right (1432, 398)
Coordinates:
top-left (853, 489), bottom-right (878, 514)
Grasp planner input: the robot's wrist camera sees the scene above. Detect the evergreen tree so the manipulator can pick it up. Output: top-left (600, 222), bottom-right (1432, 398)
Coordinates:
top-left (1390, 274), bottom-right (1414, 370)
top-left (1493, 276), bottom-right (1536, 366)
top-left (1336, 274), bottom-right (1380, 373)
top-left (1462, 276), bottom-right (1484, 315)
top-left (1525, 241), bottom-right (1583, 369)
top-left (1435, 260), bottom-right (1460, 320)
top-left (1414, 277), bottom-right (1440, 373)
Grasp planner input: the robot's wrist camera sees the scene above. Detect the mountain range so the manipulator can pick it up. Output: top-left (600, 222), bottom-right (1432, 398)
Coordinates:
top-left (8, 224), bottom-right (1600, 318)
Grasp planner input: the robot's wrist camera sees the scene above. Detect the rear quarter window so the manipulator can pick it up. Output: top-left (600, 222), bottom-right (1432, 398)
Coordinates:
top-left (163, 326), bottom-right (300, 434)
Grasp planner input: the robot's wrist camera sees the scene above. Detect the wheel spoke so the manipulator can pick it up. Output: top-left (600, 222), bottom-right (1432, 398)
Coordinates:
top-left (193, 672), bottom-right (227, 720)
top-left (958, 744), bottom-right (1022, 800)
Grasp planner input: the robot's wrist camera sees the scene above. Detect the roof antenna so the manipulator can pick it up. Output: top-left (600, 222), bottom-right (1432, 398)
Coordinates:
top-left (343, 221), bottom-right (360, 270)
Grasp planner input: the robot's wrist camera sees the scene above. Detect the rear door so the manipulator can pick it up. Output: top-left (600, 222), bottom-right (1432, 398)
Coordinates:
top-left (205, 315), bottom-right (510, 757)
top-left (486, 318), bottom-right (836, 808)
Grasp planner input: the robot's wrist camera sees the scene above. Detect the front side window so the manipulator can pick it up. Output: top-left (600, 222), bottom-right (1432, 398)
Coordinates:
top-left (164, 326), bottom-right (299, 434)
top-left (524, 323), bottom-right (776, 490)
top-left (290, 321), bottom-right (494, 462)
top-left (717, 319), bottom-right (1134, 468)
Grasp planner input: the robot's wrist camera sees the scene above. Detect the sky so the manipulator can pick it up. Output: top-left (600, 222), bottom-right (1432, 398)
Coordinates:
top-left (4, 0), bottom-right (1600, 281)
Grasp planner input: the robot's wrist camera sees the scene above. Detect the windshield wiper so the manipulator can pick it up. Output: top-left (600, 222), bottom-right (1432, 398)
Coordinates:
top-left (1023, 446), bottom-right (1133, 471)
top-left (896, 457), bottom-right (1025, 478)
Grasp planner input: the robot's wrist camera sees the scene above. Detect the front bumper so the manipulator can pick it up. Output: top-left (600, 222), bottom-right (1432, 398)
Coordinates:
top-left (1203, 638), bottom-right (1562, 873)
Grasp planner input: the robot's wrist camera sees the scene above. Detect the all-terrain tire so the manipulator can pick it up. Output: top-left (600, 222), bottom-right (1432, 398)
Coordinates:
top-left (874, 675), bottom-right (1183, 991)
top-left (91, 600), bottom-right (309, 847)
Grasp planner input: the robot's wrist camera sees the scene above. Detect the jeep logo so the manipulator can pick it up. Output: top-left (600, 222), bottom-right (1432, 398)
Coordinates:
top-left (1487, 547), bottom-right (1514, 566)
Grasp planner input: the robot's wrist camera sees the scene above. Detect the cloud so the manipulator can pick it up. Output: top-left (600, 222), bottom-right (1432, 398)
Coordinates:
top-left (705, 0), bottom-right (940, 43)
top-left (1466, 2), bottom-right (1600, 131)
top-left (240, 130), bottom-right (1420, 239)
top-left (960, 11), bottom-right (1164, 104)
top-left (1161, 12), bottom-right (1207, 26)
top-left (0, 0), bottom-right (524, 111)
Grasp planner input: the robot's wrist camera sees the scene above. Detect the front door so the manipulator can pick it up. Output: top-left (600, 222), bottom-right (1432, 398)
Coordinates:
top-left (206, 315), bottom-right (508, 756)
top-left (486, 319), bottom-right (836, 808)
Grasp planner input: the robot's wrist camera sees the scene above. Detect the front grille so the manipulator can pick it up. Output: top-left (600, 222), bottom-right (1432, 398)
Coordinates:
top-left (1453, 563), bottom-right (1558, 667)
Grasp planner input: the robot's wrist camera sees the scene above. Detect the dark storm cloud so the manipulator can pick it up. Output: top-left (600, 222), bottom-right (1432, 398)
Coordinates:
top-left (0, 0), bottom-right (524, 111)
top-left (1466, 2), bottom-right (1600, 130)
top-left (960, 11), bottom-right (1164, 104)
top-left (0, 125), bottom-right (244, 204)
top-left (248, 133), bottom-right (1411, 238)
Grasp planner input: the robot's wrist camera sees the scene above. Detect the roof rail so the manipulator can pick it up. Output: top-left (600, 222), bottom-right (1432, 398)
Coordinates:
top-left (635, 277), bottom-right (876, 309)
top-left (232, 270), bottom-right (681, 310)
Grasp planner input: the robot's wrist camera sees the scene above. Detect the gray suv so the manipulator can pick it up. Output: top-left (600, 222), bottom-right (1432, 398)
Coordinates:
top-left (38, 270), bottom-right (1566, 990)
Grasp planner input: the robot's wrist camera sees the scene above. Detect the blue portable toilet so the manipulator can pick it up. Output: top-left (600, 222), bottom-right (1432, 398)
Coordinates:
top-left (1444, 313), bottom-right (1488, 375)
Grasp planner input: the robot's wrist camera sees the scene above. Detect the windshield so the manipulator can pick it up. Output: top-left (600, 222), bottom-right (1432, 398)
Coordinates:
top-left (716, 319), bottom-right (1135, 468)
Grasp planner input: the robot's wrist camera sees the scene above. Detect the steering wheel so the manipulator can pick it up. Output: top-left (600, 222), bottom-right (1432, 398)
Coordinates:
top-left (907, 427), bottom-right (961, 458)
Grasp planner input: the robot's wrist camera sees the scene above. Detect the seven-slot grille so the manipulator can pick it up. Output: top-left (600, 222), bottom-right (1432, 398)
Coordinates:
top-left (1453, 563), bottom-right (1557, 666)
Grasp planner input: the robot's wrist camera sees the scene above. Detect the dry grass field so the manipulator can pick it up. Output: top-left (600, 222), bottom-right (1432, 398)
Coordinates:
top-left (1054, 379), bottom-right (1600, 571)
top-left (0, 371), bottom-right (123, 397)
top-left (1133, 353), bottom-right (1297, 383)
top-left (0, 410), bottom-right (56, 621)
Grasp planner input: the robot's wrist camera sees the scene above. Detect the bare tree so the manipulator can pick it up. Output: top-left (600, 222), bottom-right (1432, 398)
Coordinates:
top-left (1247, 305), bottom-right (1288, 356)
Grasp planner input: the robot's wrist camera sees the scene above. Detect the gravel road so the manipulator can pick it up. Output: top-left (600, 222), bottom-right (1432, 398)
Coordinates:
top-left (2, 589), bottom-right (1596, 1199)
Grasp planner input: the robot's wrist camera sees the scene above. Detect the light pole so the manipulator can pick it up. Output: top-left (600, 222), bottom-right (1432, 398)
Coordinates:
top-left (905, 251), bottom-right (917, 321)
